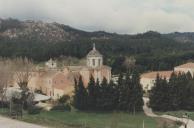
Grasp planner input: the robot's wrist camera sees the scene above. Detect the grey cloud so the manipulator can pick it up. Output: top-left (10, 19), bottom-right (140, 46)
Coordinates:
top-left (0, 0), bottom-right (194, 34)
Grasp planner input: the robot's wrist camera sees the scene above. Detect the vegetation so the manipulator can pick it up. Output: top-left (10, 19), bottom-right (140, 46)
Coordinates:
top-left (0, 108), bottom-right (159, 128)
top-left (73, 69), bottom-right (143, 113)
top-left (1, 19), bottom-right (194, 74)
top-left (149, 72), bottom-right (194, 111)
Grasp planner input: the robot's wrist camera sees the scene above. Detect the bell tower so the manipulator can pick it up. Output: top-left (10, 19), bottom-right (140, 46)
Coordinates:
top-left (86, 43), bottom-right (103, 68)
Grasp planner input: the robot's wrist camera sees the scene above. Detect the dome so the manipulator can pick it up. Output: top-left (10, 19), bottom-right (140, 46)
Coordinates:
top-left (87, 44), bottom-right (102, 57)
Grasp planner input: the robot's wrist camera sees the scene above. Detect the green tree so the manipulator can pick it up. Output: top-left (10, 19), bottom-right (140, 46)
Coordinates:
top-left (87, 75), bottom-right (96, 110)
top-left (73, 76), bottom-right (88, 110)
top-left (149, 74), bottom-right (169, 111)
top-left (129, 70), bottom-right (144, 114)
top-left (118, 71), bottom-right (130, 111)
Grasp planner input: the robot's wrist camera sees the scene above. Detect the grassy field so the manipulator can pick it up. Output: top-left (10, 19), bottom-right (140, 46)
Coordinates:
top-left (0, 108), bottom-right (179, 128)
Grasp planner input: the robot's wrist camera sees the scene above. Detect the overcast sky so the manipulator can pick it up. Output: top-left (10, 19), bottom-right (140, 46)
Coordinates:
top-left (0, 0), bottom-right (194, 34)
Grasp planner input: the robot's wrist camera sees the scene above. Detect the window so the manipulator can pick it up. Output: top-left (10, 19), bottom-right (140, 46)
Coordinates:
top-left (98, 59), bottom-right (101, 66)
top-left (93, 59), bottom-right (95, 66)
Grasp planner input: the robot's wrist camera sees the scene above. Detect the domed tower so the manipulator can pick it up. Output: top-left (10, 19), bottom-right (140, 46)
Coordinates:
top-left (87, 43), bottom-right (103, 68)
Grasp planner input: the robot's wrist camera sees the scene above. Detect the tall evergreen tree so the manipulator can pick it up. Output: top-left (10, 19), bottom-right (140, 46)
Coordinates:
top-left (184, 80), bottom-right (194, 110)
top-left (129, 70), bottom-right (144, 114)
top-left (149, 74), bottom-right (167, 111)
top-left (87, 75), bottom-right (96, 110)
top-left (73, 76), bottom-right (88, 110)
top-left (118, 72), bottom-right (130, 111)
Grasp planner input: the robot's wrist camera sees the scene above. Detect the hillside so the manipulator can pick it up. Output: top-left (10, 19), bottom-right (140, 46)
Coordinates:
top-left (0, 18), bottom-right (194, 73)
top-left (164, 32), bottom-right (194, 43)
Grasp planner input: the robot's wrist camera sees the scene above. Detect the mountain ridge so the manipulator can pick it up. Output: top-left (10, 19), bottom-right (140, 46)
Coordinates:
top-left (0, 18), bottom-right (193, 43)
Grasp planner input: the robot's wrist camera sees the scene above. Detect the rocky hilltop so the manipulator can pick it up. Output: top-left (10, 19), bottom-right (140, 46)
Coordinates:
top-left (0, 18), bottom-right (82, 43)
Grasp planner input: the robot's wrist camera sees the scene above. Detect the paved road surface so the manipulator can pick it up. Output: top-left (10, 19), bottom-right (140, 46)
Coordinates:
top-left (0, 116), bottom-right (47, 128)
top-left (143, 97), bottom-right (194, 128)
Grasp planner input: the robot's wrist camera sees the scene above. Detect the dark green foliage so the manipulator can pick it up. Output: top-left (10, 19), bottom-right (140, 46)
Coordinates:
top-left (129, 70), bottom-right (144, 113)
top-left (118, 72), bottom-right (130, 111)
top-left (149, 72), bottom-right (194, 111)
top-left (73, 76), bottom-right (88, 110)
top-left (51, 104), bottom-right (71, 111)
top-left (117, 70), bottom-right (144, 113)
top-left (73, 69), bottom-right (144, 112)
top-left (58, 95), bottom-right (70, 104)
top-left (1, 26), bottom-right (194, 74)
top-left (27, 106), bottom-right (42, 115)
top-left (96, 77), bottom-right (116, 111)
top-left (87, 75), bottom-right (97, 110)
top-left (52, 95), bottom-right (71, 111)
top-left (149, 74), bottom-right (171, 111)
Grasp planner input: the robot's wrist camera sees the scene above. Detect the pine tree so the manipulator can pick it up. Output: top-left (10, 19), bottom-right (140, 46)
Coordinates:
top-left (73, 76), bottom-right (88, 110)
top-left (118, 72), bottom-right (129, 111)
top-left (184, 80), bottom-right (194, 110)
top-left (149, 74), bottom-right (165, 111)
top-left (129, 70), bottom-right (143, 114)
top-left (96, 77), bottom-right (107, 110)
top-left (87, 75), bottom-right (96, 110)
top-left (117, 73), bottom-right (123, 109)
top-left (109, 80), bottom-right (119, 110)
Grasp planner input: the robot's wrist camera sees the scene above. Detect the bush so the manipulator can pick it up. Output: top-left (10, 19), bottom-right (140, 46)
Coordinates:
top-left (28, 106), bottom-right (42, 115)
top-left (51, 104), bottom-right (71, 111)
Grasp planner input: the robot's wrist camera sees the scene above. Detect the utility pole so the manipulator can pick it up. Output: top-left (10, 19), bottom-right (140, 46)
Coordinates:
top-left (143, 120), bottom-right (144, 128)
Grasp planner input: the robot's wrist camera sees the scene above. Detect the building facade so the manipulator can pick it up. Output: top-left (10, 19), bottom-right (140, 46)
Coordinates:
top-left (140, 71), bottom-right (173, 92)
top-left (15, 43), bottom-right (112, 100)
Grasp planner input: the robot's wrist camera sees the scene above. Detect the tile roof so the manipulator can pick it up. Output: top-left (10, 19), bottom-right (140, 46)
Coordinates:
top-left (175, 62), bottom-right (194, 69)
top-left (141, 71), bottom-right (173, 79)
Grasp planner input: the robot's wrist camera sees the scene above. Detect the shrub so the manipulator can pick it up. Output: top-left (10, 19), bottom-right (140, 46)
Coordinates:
top-left (28, 106), bottom-right (42, 115)
top-left (51, 104), bottom-right (71, 111)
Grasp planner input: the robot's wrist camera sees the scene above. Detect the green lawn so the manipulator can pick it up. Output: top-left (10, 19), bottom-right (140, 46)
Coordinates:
top-left (0, 108), bottom-right (179, 128)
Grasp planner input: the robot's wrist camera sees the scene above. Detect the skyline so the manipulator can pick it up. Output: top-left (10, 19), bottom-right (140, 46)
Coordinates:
top-left (0, 0), bottom-right (194, 34)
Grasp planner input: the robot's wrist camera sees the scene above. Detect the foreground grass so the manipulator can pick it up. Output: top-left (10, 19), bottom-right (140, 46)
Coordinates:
top-left (0, 108), bottom-right (179, 128)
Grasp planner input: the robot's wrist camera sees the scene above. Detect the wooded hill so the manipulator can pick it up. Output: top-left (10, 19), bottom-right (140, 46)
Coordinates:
top-left (0, 18), bottom-right (194, 74)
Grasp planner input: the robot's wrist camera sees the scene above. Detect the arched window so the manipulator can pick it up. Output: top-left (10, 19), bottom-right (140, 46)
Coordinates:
top-left (93, 59), bottom-right (95, 66)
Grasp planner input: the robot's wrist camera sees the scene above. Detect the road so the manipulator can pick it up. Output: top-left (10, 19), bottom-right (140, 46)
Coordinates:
top-left (143, 97), bottom-right (194, 128)
top-left (0, 116), bottom-right (47, 128)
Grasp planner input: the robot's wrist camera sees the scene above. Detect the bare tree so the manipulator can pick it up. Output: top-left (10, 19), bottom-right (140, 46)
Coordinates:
top-left (14, 57), bottom-right (34, 91)
top-left (0, 58), bottom-right (14, 110)
top-left (13, 57), bottom-right (34, 117)
top-left (123, 56), bottom-right (136, 71)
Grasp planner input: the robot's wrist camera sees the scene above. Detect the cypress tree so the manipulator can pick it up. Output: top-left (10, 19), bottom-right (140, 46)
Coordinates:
top-left (118, 72), bottom-right (130, 111)
top-left (96, 77), bottom-right (108, 110)
top-left (87, 75), bottom-right (96, 110)
top-left (184, 80), bottom-right (194, 110)
top-left (149, 74), bottom-right (164, 111)
top-left (73, 76), bottom-right (88, 110)
top-left (129, 70), bottom-right (144, 114)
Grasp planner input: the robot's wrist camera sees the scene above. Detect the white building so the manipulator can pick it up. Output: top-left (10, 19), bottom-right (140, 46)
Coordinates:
top-left (45, 58), bottom-right (57, 68)
top-left (140, 71), bottom-right (173, 92)
top-left (174, 62), bottom-right (194, 77)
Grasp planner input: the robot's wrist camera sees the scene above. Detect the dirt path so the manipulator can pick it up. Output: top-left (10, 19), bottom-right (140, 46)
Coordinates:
top-left (0, 116), bottom-right (48, 128)
top-left (143, 97), bottom-right (194, 128)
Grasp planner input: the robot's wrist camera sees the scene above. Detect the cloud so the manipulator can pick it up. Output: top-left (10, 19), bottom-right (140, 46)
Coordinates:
top-left (0, 0), bottom-right (194, 34)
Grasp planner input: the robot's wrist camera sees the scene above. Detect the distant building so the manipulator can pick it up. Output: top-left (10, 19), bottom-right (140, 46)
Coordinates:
top-left (45, 58), bottom-right (57, 69)
top-left (140, 71), bottom-right (173, 92)
top-left (174, 62), bottom-right (194, 77)
top-left (140, 62), bottom-right (194, 92)
top-left (17, 43), bottom-right (111, 100)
